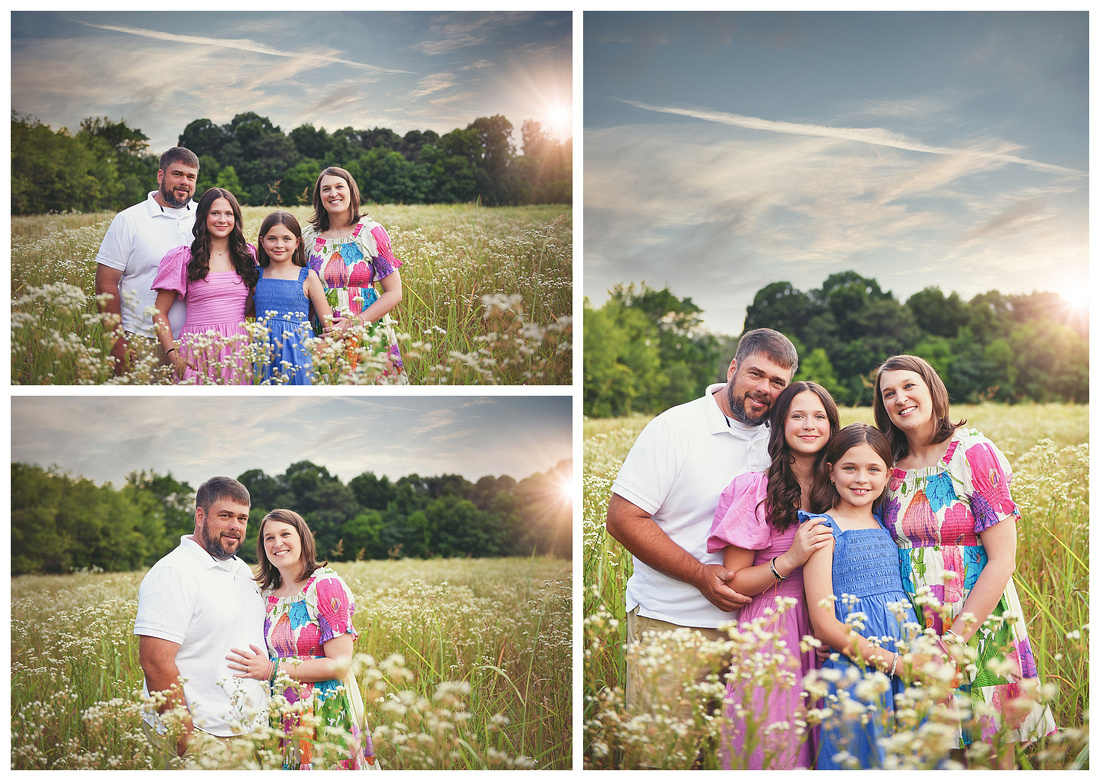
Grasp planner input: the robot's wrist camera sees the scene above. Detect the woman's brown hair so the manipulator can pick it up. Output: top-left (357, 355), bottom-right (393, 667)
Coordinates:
top-left (254, 509), bottom-right (325, 592)
top-left (872, 354), bottom-right (965, 462)
top-left (188, 187), bottom-right (257, 286)
top-left (308, 166), bottom-right (362, 232)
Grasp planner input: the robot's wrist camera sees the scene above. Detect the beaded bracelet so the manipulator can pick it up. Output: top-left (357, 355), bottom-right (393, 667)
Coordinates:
top-left (889, 652), bottom-right (899, 678)
top-left (269, 657), bottom-right (280, 685)
top-left (769, 557), bottom-right (785, 581)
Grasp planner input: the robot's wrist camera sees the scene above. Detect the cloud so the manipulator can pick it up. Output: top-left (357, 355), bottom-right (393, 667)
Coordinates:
top-left (410, 73), bottom-right (459, 99)
top-left (615, 99), bottom-right (1086, 179)
top-left (73, 19), bottom-right (416, 75)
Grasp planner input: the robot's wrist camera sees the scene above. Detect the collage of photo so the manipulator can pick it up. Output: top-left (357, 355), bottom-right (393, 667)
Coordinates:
top-left (8, 9), bottom-right (1089, 772)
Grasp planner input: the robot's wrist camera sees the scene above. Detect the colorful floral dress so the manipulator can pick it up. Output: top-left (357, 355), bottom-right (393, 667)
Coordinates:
top-left (302, 218), bottom-right (404, 381)
top-left (884, 429), bottom-right (1057, 746)
top-left (706, 472), bottom-right (818, 769)
top-left (264, 568), bottom-right (377, 769)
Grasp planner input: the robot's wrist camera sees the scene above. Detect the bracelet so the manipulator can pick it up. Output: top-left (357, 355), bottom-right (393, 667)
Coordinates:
top-left (944, 629), bottom-right (964, 644)
top-left (268, 657), bottom-right (279, 684)
top-left (889, 652), bottom-right (899, 678)
top-left (769, 557), bottom-right (785, 581)
top-left (165, 347), bottom-right (177, 355)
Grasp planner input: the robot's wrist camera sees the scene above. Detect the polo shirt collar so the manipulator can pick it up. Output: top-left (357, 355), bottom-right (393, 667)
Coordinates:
top-left (143, 191), bottom-right (193, 218)
top-left (703, 383), bottom-right (770, 440)
top-left (179, 534), bottom-right (238, 570)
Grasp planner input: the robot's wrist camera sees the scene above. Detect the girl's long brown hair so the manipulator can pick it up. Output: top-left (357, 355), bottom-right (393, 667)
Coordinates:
top-left (761, 381), bottom-right (840, 531)
top-left (254, 509), bottom-right (325, 592)
top-left (188, 187), bottom-right (257, 286)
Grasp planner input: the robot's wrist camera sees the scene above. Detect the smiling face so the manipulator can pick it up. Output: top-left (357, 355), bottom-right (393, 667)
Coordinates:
top-left (195, 498), bottom-right (250, 560)
top-left (783, 390), bottom-right (831, 457)
top-left (724, 353), bottom-right (793, 425)
top-left (156, 162), bottom-right (198, 208)
top-left (319, 174), bottom-right (352, 219)
top-left (262, 221), bottom-right (299, 264)
top-left (205, 197), bottom-right (235, 240)
top-left (263, 520), bottom-right (302, 574)
top-left (829, 443), bottom-right (889, 509)
top-left (878, 369), bottom-right (935, 440)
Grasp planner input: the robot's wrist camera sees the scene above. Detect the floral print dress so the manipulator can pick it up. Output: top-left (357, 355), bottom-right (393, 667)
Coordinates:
top-left (883, 429), bottom-right (1057, 746)
top-left (264, 567), bottom-right (377, 769)
top-left (302, 218), bottom-right (404, 381)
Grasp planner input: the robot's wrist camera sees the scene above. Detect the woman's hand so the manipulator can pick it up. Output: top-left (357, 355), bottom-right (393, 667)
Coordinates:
top-left (168, 349), bottom-right (193, 380)
top-left (330, 316), bottom-right (358, 337)
top-left (226, 644), bottom-right (272, 680)
top-left (782, 516), bottom-right (833, 570)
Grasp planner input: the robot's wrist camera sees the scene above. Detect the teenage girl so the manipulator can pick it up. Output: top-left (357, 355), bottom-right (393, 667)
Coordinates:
top-left (253, 211), bottom-right (333, 385)
top-left (801, 424), bottom-right (942, 769)
top-left (706, 381), bottom-right (838, 769)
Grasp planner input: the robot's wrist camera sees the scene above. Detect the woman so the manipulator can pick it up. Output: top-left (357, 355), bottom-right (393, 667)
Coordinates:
top-left (302, 167), bottom-right (405, 382)
top-left (226, 510), bottom-right (377, 769)
top-left (706, 381), bottom-right (838, 769)
top-left (151, 187), bottom-right (257, 383)
top-left (873, 355), bottom-right (1056, 766)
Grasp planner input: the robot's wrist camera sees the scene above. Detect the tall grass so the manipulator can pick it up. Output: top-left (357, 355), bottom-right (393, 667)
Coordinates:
top-left (11, 557), bottom-right (571, 769)
top-left (583, 403), bottom-right (1089, 769)
top-left (11, 204), bottom-right (572, 385)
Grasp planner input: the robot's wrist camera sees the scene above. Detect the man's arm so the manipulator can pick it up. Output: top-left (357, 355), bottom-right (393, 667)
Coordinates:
top-left (138, 635), bottom-right (192, 756)
top-left (94, 263), bottom-right (128, 375)
top-left (606, 493), bottom-right (750, 612)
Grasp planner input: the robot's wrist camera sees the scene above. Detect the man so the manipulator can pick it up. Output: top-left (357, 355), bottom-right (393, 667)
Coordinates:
top-left (134, 476), bottom-right (268, 759)
top-left (605, 328), bottom-right (798, 712)
top-left (94, 147), bottom-right (199, 374)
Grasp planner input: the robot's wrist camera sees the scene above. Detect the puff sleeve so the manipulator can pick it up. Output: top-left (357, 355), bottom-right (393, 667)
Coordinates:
top-left (308, 569), bottom-right (358, 645)
top-left (947, 430), bottom-right (1020, 534)
top-left (150, 245), bottom-right (192, 298)
top-left (707, 471), bottom-right (770, 553)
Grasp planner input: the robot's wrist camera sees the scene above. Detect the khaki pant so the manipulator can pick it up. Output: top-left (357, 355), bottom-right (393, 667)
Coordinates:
top-left (625, 607), bottom-right (728, 718)
top-left (142, 717), bottom-right (258, 769)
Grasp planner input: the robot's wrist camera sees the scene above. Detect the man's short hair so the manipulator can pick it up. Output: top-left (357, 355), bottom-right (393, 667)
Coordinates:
top-left (734, 328), bottom-right (799, 375)
top-left (159, 146), bottom-right (200, 172)
top-left (195, 476), bottom-right (250, 513)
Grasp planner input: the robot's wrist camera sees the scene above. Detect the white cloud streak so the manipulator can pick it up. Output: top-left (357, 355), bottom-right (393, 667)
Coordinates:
top-left (616, 99), bottom-right (1086, 179)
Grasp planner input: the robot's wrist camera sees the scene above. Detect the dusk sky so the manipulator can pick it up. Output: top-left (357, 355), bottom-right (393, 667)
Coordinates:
top-left (11, 11), bottom-right (573, 154)
top-left (584, 12), bottom-right (1088, 336)
top-left (11, 395), bottom-right (572, 489)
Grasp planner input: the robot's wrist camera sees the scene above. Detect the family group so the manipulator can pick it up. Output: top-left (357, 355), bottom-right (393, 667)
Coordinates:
top-left (94, 147), bottom-right (404, 384)
top-left (607, 328), bottom-right (1057, 769)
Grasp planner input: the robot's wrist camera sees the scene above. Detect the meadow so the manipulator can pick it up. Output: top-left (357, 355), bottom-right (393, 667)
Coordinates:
top-left (583, 403), bottom-right (1089, 769)
top-left (11, 557), bottom-right (571, 770)
top-left (11, 203), bottom-right (572, 385)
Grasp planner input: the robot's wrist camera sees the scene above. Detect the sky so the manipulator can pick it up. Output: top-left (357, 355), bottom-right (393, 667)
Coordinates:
top-left (584, 11), bottom-right (1088, 336)
top-left (10, 395), bottom-right (572, 489)
top-left (10, 11), bottom-right (573, 153)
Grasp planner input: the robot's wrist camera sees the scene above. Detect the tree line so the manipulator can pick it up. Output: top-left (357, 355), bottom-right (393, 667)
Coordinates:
top-left (11, 110), bottom-right (571, 215)
top-left (11, 460), bottom-right (572, 576)
top-left (584, 272), bottom-right (1088, 417)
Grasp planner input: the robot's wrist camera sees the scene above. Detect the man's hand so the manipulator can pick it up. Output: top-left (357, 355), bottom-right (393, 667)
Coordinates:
top-left (691, 563), bottom-right (752, 612)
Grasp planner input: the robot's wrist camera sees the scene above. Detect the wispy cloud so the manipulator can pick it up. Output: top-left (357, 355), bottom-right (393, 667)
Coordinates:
top-left (73, 19), bottom-right (416, 76)
top-left (616, 99), bottom-right (1086, 178)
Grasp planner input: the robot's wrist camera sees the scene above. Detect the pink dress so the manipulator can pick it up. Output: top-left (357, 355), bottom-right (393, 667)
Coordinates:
top-left (151, 245), bottom-right (255, 384)
top-left (706, 471), bottom-right (818, 769)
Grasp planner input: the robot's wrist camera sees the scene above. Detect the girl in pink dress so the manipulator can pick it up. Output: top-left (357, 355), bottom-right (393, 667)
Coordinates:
top-left (151, 187), bottom-right (257, 384)
top-left (706, 381), bottom-right (838, 768)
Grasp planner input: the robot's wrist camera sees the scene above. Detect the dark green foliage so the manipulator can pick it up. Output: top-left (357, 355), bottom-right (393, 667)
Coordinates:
top-left (586, 277), bottom-right (1088, 416)
top-left (11, 110), bottom-right (572, 214)
top-left (10, 460), bottom-right (573, 575)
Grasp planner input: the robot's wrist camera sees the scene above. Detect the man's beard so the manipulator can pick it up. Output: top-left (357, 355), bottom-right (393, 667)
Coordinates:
top-left (203, 526), bottom-right (242, 560)
top-left (726, 386), bottom-right (770, 427)
top-left (159, 181), bottom-right (191, 209)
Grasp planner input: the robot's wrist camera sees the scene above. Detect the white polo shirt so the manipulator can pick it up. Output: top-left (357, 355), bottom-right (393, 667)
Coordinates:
top-left (612, 384), bottom-right (772, 628)
top-left (95, 191), bottom-right (194, 338)
top-left (134, 536), bottom-right (269, 737)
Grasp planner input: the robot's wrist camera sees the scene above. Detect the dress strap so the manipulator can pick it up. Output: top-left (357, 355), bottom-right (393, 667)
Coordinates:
top-left (297, 265), bottom-right (310, 282)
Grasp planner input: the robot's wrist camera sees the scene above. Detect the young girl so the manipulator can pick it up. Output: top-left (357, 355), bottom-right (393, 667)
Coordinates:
top-left (801, 424), bottom-right (941, 770)
top-left (152, 187), bottom-right (257, 383)
top-left (226, 510), bottom-right (377, 769)
top-left (253, 211), bottom-right (334, 385)
top-left (706, 381), bottom-right (839, 769)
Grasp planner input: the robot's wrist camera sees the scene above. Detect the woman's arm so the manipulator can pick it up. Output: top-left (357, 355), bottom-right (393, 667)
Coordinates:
top-left (358, 270), bottom-right (402, 324)
top-left (228, 633), bottom-right (354, 684)
top-left (151, 289), bottom-right (188, 378)
top-left (948, 517), bottom-right (1017, 642)
top-left (304, 271), bottom-right (335, 334)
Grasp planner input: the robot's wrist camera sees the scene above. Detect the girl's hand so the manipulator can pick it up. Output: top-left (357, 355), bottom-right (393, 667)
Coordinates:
top-left (170, 350), bottom-right (193, 380)
top-left (226, 644), bottom-right (272, 680)
top-left (898, 647), bottom-right (949, 684)
top-left (330, 316), bottom-right (356, 337)
top-left (785, 516), bottom-right (833, 568)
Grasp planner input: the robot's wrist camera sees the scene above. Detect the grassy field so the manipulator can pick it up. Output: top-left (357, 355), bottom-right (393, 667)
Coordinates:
top-left (11, 557), bottom-right (571, 770)
top-left (583, 403), bottom-right (1089, 769)
top-left (11, 204), bottom-right (572, 385)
